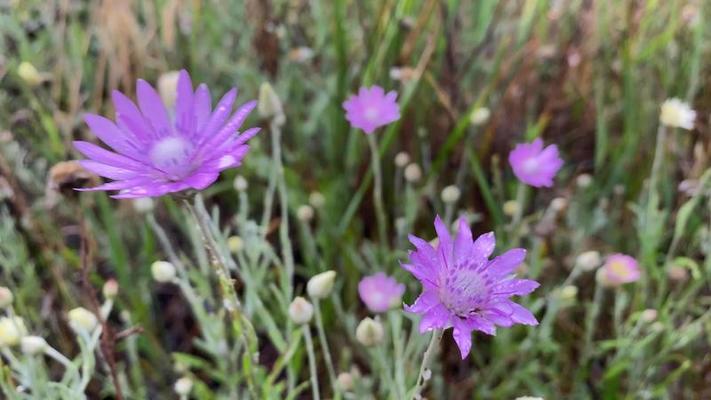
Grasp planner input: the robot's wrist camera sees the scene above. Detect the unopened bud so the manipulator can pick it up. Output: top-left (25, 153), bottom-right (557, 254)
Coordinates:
top-left (559, 285), bottom-right (578, 301)
top-left (337, 372), bottom-right (354, 391)
top-left (233, 175), bottom-right (248, 192)
top-left (404, 163), bottom-right (422, 183)
top-left (355, 317), bottom-right (384, 347)
top-left (258, 82), bottom-right (285, 125)
top-left (157, 71), bottom-right (180, 109)
top-left (288, 297), bottom-right (314, 324)
top-left (640, 309), bottom-right (658, 323)
top-left (441, 185), bottom-right (461, 204)
top-left (132, 198), bottom-right (154, 213)
top-left (0, 287), bottom-right (13, 308)
top-left (296, 205), bottom-right (314, 222)
top-left (307, 270), bottom-right (336, 299)
top-left (666, 265), bottom-right (688, 282)
top-left (308, 192), bottom-right (326, 209)
top-left (102, 279), bottom-right (119, 299)
top-left (227, 236), bottom-right (244, 253)
top-left (151, 261), bottom-right (177, 283)
top-left (503, 200), bottom-right (519, 217)
top-left (174, 377), bottom-right (193, 396)
top-left (0, 317), bottom-right (27, 347)
top-left (17, 62), bottom-right (42, 86)
top-left (550, 197), bottom-right (567, 212)
top-left (575, 251), bottom-right (601, 271)
top-left (394, 152), bottom-right (410, 168)
top-left (469, 107), bottom-right (491, 126)
top-left (576, 174), bottom-right (593, 189)
top-left (21, 336), bottom-right (47, 355)
top-left (68, 307), bottom-right (98, 333)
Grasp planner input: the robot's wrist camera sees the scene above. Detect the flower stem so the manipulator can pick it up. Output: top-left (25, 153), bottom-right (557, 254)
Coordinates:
top-left (410, 329), bottom-right (442, 400)
top-left (303, 325), bottom-right (321, 400)
top-left (313, 299), bottom-right (338, 396)
top-left (367, 133), bottom-right (388, 248)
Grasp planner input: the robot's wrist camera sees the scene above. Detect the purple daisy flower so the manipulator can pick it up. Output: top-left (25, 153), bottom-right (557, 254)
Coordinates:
top-left (342, 85), bottom-right (400, 134)
top-left (74, 70), bottom-right (260, 198)
top-left (508, 138), bottom-right (563, 188)
top-left (403, 216), bottom-right (539, 359)
top-left (358, 272), bottom-right (406, 313)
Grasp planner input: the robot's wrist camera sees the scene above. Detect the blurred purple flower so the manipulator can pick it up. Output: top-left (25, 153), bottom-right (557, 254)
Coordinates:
top-left (403, 216), bottom-right (539, 359)
top-left (342, 86), bottom-right (400, 134)
top-left (600, 254), bottom-right (640, 286)
top-left (358, 272), bottom-right (406, 313)
top-left (508, 138), bottom-right (563, 188)
top-left (74, 70), bottom-right (260, 198)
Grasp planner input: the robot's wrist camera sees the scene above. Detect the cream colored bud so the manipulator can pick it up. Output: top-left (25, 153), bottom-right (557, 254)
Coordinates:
top-left (174, 377), bottom-right (193, 396)
top-left (550, 197), bottom-right (567, 212)
top-left (559, 285), bottom-right (578, 301)
top-left (227, 236), bottom-right (244, 253)
top-left (640, 309), bottom-right (658, 323)
top-left (576, 174), bottom-right (593, 188)
top-left (0, 286), bottom-right (13, 308)
top-left (258, 82), bottom-right (285, 124)
top-left (308, 192), bottom-right (326, 209)
top-left (288, 47), bottom-right (315, 63)
top-left (440, 185), bottom-right (461, 204)
top-left (469, 107), bottom-right (491, 126)
top-left (307, 270), bottom-right (336, 299)
top-left (102, 279), bottom-right (119, 299)
top-left (296, 205), bottom-right (315, 222)
top-left (355, 317), bottom-right (384, 347)
top-left (68, 307), bottom-right (98, 333)
top-left (660, 98), bottom-right (695, 130)
top-left (337, 372), bottom-right (354, 391)
top-left (404, 163), bottom-right (422, 183)
top-left (17, 62), bottom-right (42, 86)
top-left (394, 152), bottom-right (410, 168)
top-left (575, 251), bottom-right (601, 271)
top-left (503, 200), bottom-right (519, 217)
top-left (233, 175), bottom-right (248, 192)
top-left (288, 297), bottom-right (314, 324)
top-left (151, 261), bottom-right (177, 283)
top-left (132, 198), bottom-right (154, 213)
top-left (20, 336), bottom-right (47, 355)
top-left (157, 71), bottom-right (180, 109)
top-left (0, 317), bottom-right (27, 347)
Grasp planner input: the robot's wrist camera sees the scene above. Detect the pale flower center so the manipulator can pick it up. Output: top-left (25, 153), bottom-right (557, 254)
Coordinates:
top-left (149, 136), bottom-right (195, 179)
top-left (522, 158), bottom-right (539, 174)
top-left (608, 261), bottom-right (630, 279)
top-left (364, 106), bottom-right (379, 121)
top-left (439, 268), bottom-right (488, 317)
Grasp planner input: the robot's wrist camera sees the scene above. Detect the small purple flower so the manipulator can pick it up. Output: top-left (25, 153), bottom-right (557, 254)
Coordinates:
top-left (599, 254), bottom-right (640, 287)
top-left (342, 86), bottom-right (400, 134)
top-left (74, 70), bottom-right (260, 198)
top-left (358, 272), bottom-right (406, 313)
top-left (403, 216), bottom-right (539, 359)
top-left (508, 138), bottom-right (563, 188)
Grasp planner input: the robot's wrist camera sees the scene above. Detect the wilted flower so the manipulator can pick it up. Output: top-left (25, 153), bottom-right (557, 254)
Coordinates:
top-left (74, 70), bottom-right (260, 198)
top-left (0, 317), bottom-right (27, 347)
top-left (288, 297), bottom-right (314, 324)
top-left (404, 163), bottom-right (422, 183)
top-left (599, 254), bottom-right (641, 287)
top-left (20, 336), bottom-right (47, 355)
top-left (440, 185), bottom-right (461, 204)
top-left (307, 270), bottom-right (336, 299)
top-left (342, 86), bottom-right (400, 134)
top-left (68, 308), bottom-right (98, 333)
top-left (403, 216), bottom-right (539, 359)
top-left (355, 317), bottom-right (384, 347)
top-left (358, 272), bottom-right (405, 313)
top-left (0, 286), bottom-right (13, 308)
top-left (509, 139), bottom-right (563, 188)
top-left (660, 98), bottom-right (695, 130)
top-left (152, 261), bottom-right (177, 283)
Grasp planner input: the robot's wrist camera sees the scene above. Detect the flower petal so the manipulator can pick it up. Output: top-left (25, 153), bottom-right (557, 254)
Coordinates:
top-left (136, 79), bottom-right (173, 138)
top-left (487, 248), bottom-right (526, 278)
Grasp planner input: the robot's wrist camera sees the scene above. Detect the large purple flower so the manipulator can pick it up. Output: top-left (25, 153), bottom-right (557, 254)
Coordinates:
top-left (74, 70), bottom-right (260, 198)
top-left (508, 138), bottom-right (563, 188)
top-left (403, 216), bottom-right (539, 359)
top-left (342, 86), bottom-right (400, 134)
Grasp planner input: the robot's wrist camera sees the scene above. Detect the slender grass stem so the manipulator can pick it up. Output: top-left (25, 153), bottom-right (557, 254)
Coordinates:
top-left (303, 325), bottom-right (321, 400)
top-left (367, 133), bottom-right (388, 248)
top-left (313, 299), bottom-right (338, 396)
top-left (410, 329), bottom-right (442, 400)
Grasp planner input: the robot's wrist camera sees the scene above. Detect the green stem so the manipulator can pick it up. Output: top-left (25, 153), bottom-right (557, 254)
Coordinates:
top-left (313, 300), bottom-right (338, 396)
top-left (367, 133), bottom-right (388, 248)
top-left (410, 329), bottom-right (442, 400)
top-left (303, 326), bottom-right (321, 400)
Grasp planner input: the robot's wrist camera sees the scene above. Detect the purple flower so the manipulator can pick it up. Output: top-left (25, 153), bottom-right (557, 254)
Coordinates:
top-left (599, 254), bottom-right (640, 287)
top-left (342, 86), bottom-right (400, 134)
top-left (358, 272), bottom-right (406, 313)
top-left (403, 216), bottom-right (539, 359)
top-left (508, 138), bottom-right (563, 188)
top-left (74, 70), bottom-right (260, 198)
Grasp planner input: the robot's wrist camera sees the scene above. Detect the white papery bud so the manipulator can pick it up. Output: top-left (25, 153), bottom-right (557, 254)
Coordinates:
top-left (394, 152), bottom-right (410, 168)
top-left (21, 336), bottom-right (47, 355)
top-left (575, 251), bottom-right (601, 271)
top-left (157, 71), bottom-right (180, 109)
top-left (441, 185), bottom-right (461, 204)
top-left (640, 309), bottom-right (658, 323)
top-left (0, 317), bottom-right (27, 347)
top-left (355, 317), bottom-right (384, 347)
top-left (132, 198), bottom-right (154, 213)
top-left (233, 175), bottom-right (248, 192)
top-left (308, 192), bottom-right (326, 209)
top-left (17, 62), bottom-right (42, 87)
top-left (258, 82), bottom-right (285, 125)
top-left (337, 372), bottom-right (354, 391)
top-left (469, 107), bottom-right (491, 126)
top-left (503, 200), bottom-right (519, 217)
top-left (227, 236), bottom-right (244, 253)
top-left (68, 308), bottom-right (98, 333)
top-left (0, 287), bottom-right (13, 308)
top-left (296, 205), bottom-right (315, 222)
top-left (102, 279), bottom-right (119, 299)
top-left (151, 261), bottom-right (177, 283)
top-left (288, 297), bottom-right (314, 324)
top-left (404, 163), bottom-right (422, 183)
top-left (174, 377), bottom-right (193, 396)
top-left (660, 98), bottom-right (695, 130)
top-left (576, 174), bottom-right (593, 188)
top-left (307, 271), bottom-right (336, 299)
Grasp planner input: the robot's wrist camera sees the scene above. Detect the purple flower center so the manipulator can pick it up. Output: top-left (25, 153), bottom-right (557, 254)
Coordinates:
top-left (149, 136), bottom-right (195, 180)
top-left (439, 268), bottom-right (489, 317)
top-left (522, 158), bottom-right (539, 173)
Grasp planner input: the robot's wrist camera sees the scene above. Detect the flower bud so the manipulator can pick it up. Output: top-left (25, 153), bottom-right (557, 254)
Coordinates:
top-left (666, 265), bottom-right (688, 282)
top-left (308, 192), bottom-right (326, 209)
top-left (157, 71), bottom-right (180, 110)
top-left (174, 377), bottom-right (193, 396)
top-left (337, 372), bottom-right (354, 391)
top-left (404, 163), bottom-right (422, 183)
top-left (296, 205), bottom-right (314, 222)
top-left (660, 98), bottom-right (695, 130)
top-left (469, 107), bottom-right (491, 126)
top-left (102, 279), bottom-right (119, 299)
top-left (640, 309), bottom-right (658, 323)
top-left (17, 62), bottom-right (42, 86)
top-left (0, 317), bottom-right (27, 347)
top-left (132, 198), bottom-right (154, 213)
top-left (355, 317), bottom-right (384, 347)
top-left (288, 297), bottom-right (314, 325)
top-left (440, 185), bottom-right (461, 204)
top-left (258, 82), bottom-right (285, 125)
top-left (68, 307), bottom-right (98, 333)
top-left (233, 175), bottom-right (248, 192)
top-left (558, 285), bottom-right (578, 301)
top-left (21, 336), bottom-right (47, 355)
top-left (550, 197), bottom-right (567, 212)
top-left (227, 236), bottom-right (244, 253)
top-left (394, 152), bottom-right (410, 168)
top-left (0, 286), bottom-right (13, 308)
top-left (576, 174), bottom-right (593, 189)
top-left (307, 270), bottom-right (336, 299)
top-left (503, 200), bottom-right (519, 217)
top-left (575, 251), bottom-right (601, 271)
top-left (151, 261), bottom-right (177, 283)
